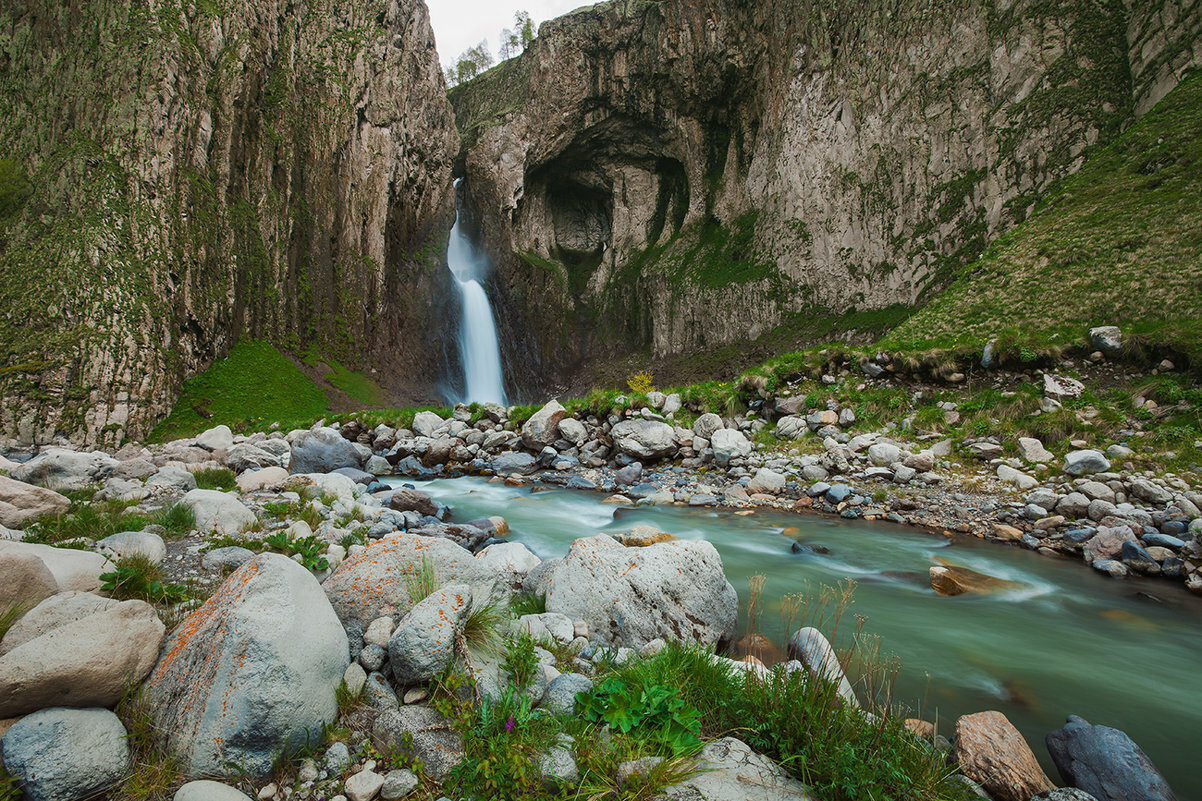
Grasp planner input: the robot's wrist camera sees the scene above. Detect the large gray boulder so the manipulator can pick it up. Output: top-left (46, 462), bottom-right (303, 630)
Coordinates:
top-left (491, 451), bottom-right (538, 476)
top-left (557, 417), bottom-right (588, 446)
top-left (224, 442), bottom-right (289, 473)
top-left (710, 429), bottom-right (752, 466)
top-left (372, 706), bottom-right (463, 780)
top-left (10, 448), bottom-right (119, 491)
top-left (1064, 450), bottom-right (1110, 476)
top-left (658, 737), bottom-right (815, 800)
top-left (144, 553), bottom-right (348, 779)
top-left (1089, 326), bottom-right (1122, 354)
top-left (610, 420), bottom-right (678, 461)
top-left (544, 535), bottom-right (737, 649)
top-left (0, 547), bottom-right (57, 616)
top-left (0, 598), bottom-right (164, 717)
top-left (1045, 715), bottom-right (1176, 801)
top-left (0, 707), bottom-right (130, 801)
top-left (0, 476), bottom-right (70, 529)
top-left (196, 425), bottom-right (235, 452)
top-left (476, 541), bottom-right (541, 590)
top-left (0, 591), bottom-right (117, 656)
top-left (145, 467), bottom-right (198, 494)
top-left (322, 534), bottom-right (497, 627)
top-left (0, 541), bottom-right (111, 592)
top-left (183, 489), bottom-right (257, 535)
top-left (411, 411), bottom-right (447, 439)
top-left (388, 584), bottom-right (472, 685)
top-left (522, 400), bottom-right (568, 450)
top-left (693, 413), bottom-right (723, 439)
top-left (289, 428), bottom-right (363, 474)
top-left (97, 530), bottom-right (166, 565)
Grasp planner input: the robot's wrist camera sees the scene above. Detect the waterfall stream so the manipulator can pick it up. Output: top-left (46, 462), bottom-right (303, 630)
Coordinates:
top-left (447, 181), bottom-right (507, 405)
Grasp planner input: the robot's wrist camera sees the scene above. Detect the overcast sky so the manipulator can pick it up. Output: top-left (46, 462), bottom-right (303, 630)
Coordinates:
top-left (428, 0), bottom-right (589, 68)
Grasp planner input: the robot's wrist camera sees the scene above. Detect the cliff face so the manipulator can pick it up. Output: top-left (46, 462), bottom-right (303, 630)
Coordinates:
top-left (0, 0), bottom-right (458, 446)
top-left (450, 0), bottom-right (1202, 390)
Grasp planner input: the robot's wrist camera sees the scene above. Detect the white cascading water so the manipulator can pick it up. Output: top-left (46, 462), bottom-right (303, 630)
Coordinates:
top-left (446, 181), bottom-right (508, 405)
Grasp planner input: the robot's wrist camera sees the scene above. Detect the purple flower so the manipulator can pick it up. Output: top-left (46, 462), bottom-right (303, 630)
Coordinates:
top-left (505, 715), bottom-right (515, 732)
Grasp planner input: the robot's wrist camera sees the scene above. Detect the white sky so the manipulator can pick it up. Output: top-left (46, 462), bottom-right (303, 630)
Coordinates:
top-left (427, 0), bottom-right (589, 67)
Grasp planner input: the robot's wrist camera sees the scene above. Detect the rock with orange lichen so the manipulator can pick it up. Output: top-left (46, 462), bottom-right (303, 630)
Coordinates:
top-left (544, 534), bottom-right (737, 649)
top-left (388, 583), bottom-right (472, 685)
top-left (322, 534), bottom-right (497, 628)
top-left (144, 553), bottom-right (348, 780)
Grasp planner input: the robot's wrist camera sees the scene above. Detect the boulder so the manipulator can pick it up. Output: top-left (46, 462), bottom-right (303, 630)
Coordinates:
top-left (322, 534), bottom-right (496, 627)
top-left (225, 442), bottom-right (288, 473)
top-left (492, 452), bottom-right (538, 475)
top-left (953, 710), bottom-right (1054, 801)
top-left (658, 737), bottom-right (815, 800)
top-left (867, 442), bottom-right (901, 467)
top-left (175, 781), bottom-right (254, 801)
top-left (145, 467), bottom-right (198, 494)
top-left (929, 561), bottom-right (1021, 596)
top-left (515, 612), bottom-right (574, 644)
top-left (235, 466), bottom-right (290, 492)
top-left (0, 541), bottom-right (111, 592)
top-left (711, 429), bottom-right (752, 466)
top-left (0, 599), bottom-right (164, 717)
top-left (10, 448), bottom-right (119, 491)
top-left (476, 542), bottom-right (541, 590)
top-left (0, 591), bottom-right (117, 656)
top-left (522, 401), bottom-right (568, 450)
top-left (1057, 492), bottom-right (1092, 519)
top-left (144, 553), bottom-right (348, 779)
top-left (389, 488), bottom-right (440, 517)
top-left (1089, 326), bottom-right (1122, 354)
top-left (183, 489), bottom-right (257, 535)
top-left (196, 425), bottom-right (235, 452)
top-left (201, 546), bottom-right (256, 572)
top-left (996, 465), bottom-right (1038, 490)
top-left (1018, 437), bottom-right (1055, 463)
top-left (544, 535), bottom-right (737, 649)
top-left (807, 410), bottom-right (838, 431)
top-left (1064, 451), bottom-right (1110, 476)
top-left (610, 420), bottom-right (678, 461)
top-left (776, 416), bottom-right (808, 439)
top-left (1083, 525), bottom-right (1138, 564)
top-left (786, 627), bottom-right (857, 706)
top-left (290, 428), bottom-right (363, 474)
top-left (388, 584), bottom-right (471, 685)
top-left (693, 413), bottom-right (723, 439)
top-left (0, 476), bottom-right (70, 529)
top-left (372, 706), bottom-right (464, 780)
top-left (410, 411), bottom-right (446, 439)
top-left (1031, 790), bottom-right (1101, 801)
top-left (1044, 374), bottom-right (1085, 401)
top-left (1045, 715), bottom-right (1176, 801)
top-left (97, 530), bottom-right (166, 565)
top-left (1127, 478), bottom-right (1173, 507)
top-left (0, 547), bottom-right (57, 616)
top-left (0, 707), bottom-right (130, 801)
top-left (541, 672), bottom-right (593, 715)
top-left (747, 468), bottom-right (786, 495)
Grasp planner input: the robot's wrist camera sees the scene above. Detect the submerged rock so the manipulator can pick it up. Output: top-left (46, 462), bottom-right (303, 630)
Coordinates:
top-left (953, 710), bottom-right (1054, 801)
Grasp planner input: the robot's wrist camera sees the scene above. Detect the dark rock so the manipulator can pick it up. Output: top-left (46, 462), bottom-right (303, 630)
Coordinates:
top-left (1119, 540), bottom-right (1160, 575)
top-left (290, 429), bottom-right (363, 474)
top-left (615, 462), bottom-right (643, 486)
top-left (395, 456), bottom-right (434, 478)
top-left (825, 484), bottom-right (853, 504)
top-left (332, 467), bottom-right (375, 485)
top-left (1045, 715), bottom-right (1177, 801)
top-left (389, 488), bottom-right (439, 517)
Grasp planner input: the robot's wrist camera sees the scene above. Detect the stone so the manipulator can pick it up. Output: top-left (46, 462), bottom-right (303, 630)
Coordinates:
top-left (538, 740), bottom-right (579, 786)
top-left (1057, 492), bottom-right (1092, 519)
top-left (175, 781), bottom-right (254, 801)
top-left (929, 562), bottom-right (1020, 596)
top-left (388, 488), bottom-right (439, 517)
top-left (806, 410), bottom-right (838, 431)
top-left (747, 468), bottom-right (786, 494)
top-left (657, 737), bottom-right (815, 800)
top-left (0, 476), bottom-right (70, 529)
top-left (345, 769), bottom-right (385, 801)
top-left (388, 584), bottom-right (471, 685)
top-left (183, 488), bottom-right (257, 535)
top-left (380, 768), bottom-right (419, 800)
top-left (1091, 560), bottom-right (1129, 578)
top-left (0, 592), bottom-right (116, 656)
top-left (522, 401), bottom-right (568, 449)
top-left (372, 705), bottom-right (463, 780)
top-left (0, 706), bottom-right (130, 801)
top-left (1018, 438), bottom-right (1054, 463)
top-left (10, 448), bottom-right (119, 491)
top-left (322, 534), bottom-right (496, 627)
top-left (544, 534), bottom-right (737, 649)
top-left (290, 428), bottom-right (364, 474)
top-left (0, 540), bottom-right (111, 593)
top-left (541, 672), bottom-right (593, 714)
top-left (234, 466), bottom-right (289, 493)
top-left (411, 411), bottom-right (446, 438)
top-left (1089, 326), bottom-right (1122, 354)
top-left (225, 443), bottom-right (289, 473)
top-left (145, 553), bottom-right (348, 779)
top-left (953, 711), bottom-right (1054, 801)
top-left (1064, 451), bottom-right (1110, 476)
top-left (1046, 715), bottom-right (1175, 801)
top-left (201, 546), bottom-right (256, 572)
top-left (693, 413), bottom-right (723, 439)
top-left (344, 662), bottom-right (368, 697)
top-left (492, 451), bottom-right (538, 475)
top-left (1127, 478), bottom-right (1173, 507)
top-left (786, 627), bottom-right (857, 706)
top-left (1120, 540), bottom-right (1160, 574)
top-left (1078, 481), bottom-right (1115, 503)
top-left (1083, 525), bottom-right (1138, 564)
top-left (996, 465), bottom-right (1038, 490)
top-left (332, 467), bottom-right (376, 486)
top-left (710, 429), bottom-right (752, 466)
top-left (143, 466), bottom-right (198, 494)
top-left (557, 417), bottom-right (587, 445)
top-left (1044, 374), bottom-right (1085, 401)
top-left (97, 529), bottom-right (166, 564)
top-left (195, 425), bottom-right (235, 451)
top-left (1030, 790), bottom-right (1100, 801)
top-left (776, 416), bottom-right (808, 439)
top-left (325, 741), bottom-right (352, 774)
top-left (867, 442), bottom-right (900, 467)
top-left (0, 598), bottom-right (163, 717)
top-left (610, 420), bottom-right (677, 460)
top-left (0, 547), bottom-right (57, 615)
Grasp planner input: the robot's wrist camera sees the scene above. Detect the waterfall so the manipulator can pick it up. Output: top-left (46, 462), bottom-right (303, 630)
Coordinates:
top-left (447, 181), bottom-right (508, 405)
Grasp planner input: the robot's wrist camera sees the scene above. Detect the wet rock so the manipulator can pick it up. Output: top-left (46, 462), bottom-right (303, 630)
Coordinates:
top-left (1046, 715), bottom-right (1176, 801)
top-left (786, 627), bottom-right (857, 707)
top-left (929, 561), bottom-right (1020, 596)
top-left (953, 710), bottom-right (1054, 801)
top-left (492, 452), bottom-right (538, 475)
top-left (388, 488), bottom-right (439, 517)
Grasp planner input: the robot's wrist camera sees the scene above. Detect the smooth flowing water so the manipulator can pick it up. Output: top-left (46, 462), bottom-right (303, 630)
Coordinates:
top-left (398, 476), bottom-right (1202, 796)
top-left (446, 182), bottom-right (507, 405)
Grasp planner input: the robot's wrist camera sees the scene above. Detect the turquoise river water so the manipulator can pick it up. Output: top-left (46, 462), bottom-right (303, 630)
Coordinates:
top-left (399, 477), bottom-right (1202, 795)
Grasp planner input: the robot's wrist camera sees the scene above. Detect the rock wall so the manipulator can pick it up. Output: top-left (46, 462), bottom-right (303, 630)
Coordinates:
top-left (0, 0), bottom-right (459, 446)
top-left (450, 0), bottom-right (1201, 391)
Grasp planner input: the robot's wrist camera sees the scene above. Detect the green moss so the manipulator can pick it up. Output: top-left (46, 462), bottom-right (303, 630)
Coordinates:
top-left (148, 340), bottom-right (329, 442)
top-left (0, 158), bottom-right (33, 224)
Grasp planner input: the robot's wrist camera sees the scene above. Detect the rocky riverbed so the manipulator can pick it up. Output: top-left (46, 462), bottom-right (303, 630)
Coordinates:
top-left (0, 360), bottom-right (1196, 801)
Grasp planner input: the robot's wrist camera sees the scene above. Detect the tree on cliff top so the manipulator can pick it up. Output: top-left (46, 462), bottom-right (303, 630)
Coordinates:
top-left (447, 40), bottom-right (495, 87)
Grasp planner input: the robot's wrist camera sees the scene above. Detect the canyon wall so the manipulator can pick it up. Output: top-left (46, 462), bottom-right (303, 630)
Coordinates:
top-left (451, 0), bottom-right (1201, 392)
top-left (0, 0), bottom-right (458, 445)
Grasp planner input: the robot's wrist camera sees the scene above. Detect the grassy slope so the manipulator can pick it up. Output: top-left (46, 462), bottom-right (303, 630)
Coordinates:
top-left (885, 70), bottom-right (1202, 358)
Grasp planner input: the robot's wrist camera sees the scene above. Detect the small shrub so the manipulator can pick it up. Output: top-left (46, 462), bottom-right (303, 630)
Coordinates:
top-left (445, 685), bottom-right (560, 800)
top-left (627, 370), bottom-right (656, 395)
top-left (100, 555), bottom-right (190, 605)
top-left (501, 631), bottom-right (538, 689)
top-left (577, 675), bottom-right (702, 755)
top-left (263, 531), bottom-right (329, 572)
top-left (113, 684), bottom-right (183, 801)
top-left (192, 467), bottom-right (236, 491)
top-left (509, 591), bottom-right (547, 617)
top-left (462, 600), bottom-right (506, 662)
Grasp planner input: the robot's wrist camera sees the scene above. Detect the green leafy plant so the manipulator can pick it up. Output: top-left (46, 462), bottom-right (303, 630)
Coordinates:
top-left (509, 591), bottom-right (547, 617)
top-left (113, 683), bottom-right (183, 800)
top-left (263, 531), bottom-right (329, 572)
top-left (445, 685), bottom-right (560, 800)
top-left (577, 676), bottom-right (702, 755)
top-left (100, 555), bottom-right (190, 605)
top-left (501, 631), bottom-right (539, 689)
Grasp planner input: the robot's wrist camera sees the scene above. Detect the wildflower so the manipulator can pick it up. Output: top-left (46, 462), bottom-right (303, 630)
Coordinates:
top-left (505, 715), bottom-right (515, 732)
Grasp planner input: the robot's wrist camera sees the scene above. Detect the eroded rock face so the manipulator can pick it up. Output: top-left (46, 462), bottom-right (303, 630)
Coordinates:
top-left (145, 553), bottom-right (348, 780)
top-left (450, 0), bottom-right (1200, 389)
top-left (0, 0), bottom-right (458, 446)
top-left (544, 534), bottom-right (737, 649)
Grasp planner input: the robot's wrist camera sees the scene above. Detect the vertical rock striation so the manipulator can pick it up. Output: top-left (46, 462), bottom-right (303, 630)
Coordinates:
top-left (0, 0), bottom-right (458, 445)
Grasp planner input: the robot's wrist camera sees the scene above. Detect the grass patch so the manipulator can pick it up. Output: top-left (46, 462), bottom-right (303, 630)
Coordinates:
top-left (23, 496), bottom-right (148, 546)
top-left (153, 502), bottom-right (195, 539)
top-left (192, 467), bottom-right (236, 491)
top-left (100, 554), bottom-right (190, 605)
top-left (148, 340), bottom-right (330, 442)
top-left (303, 347), bottom-right (386, 407)
top-left (112, 685), bottom-right (184, 801)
